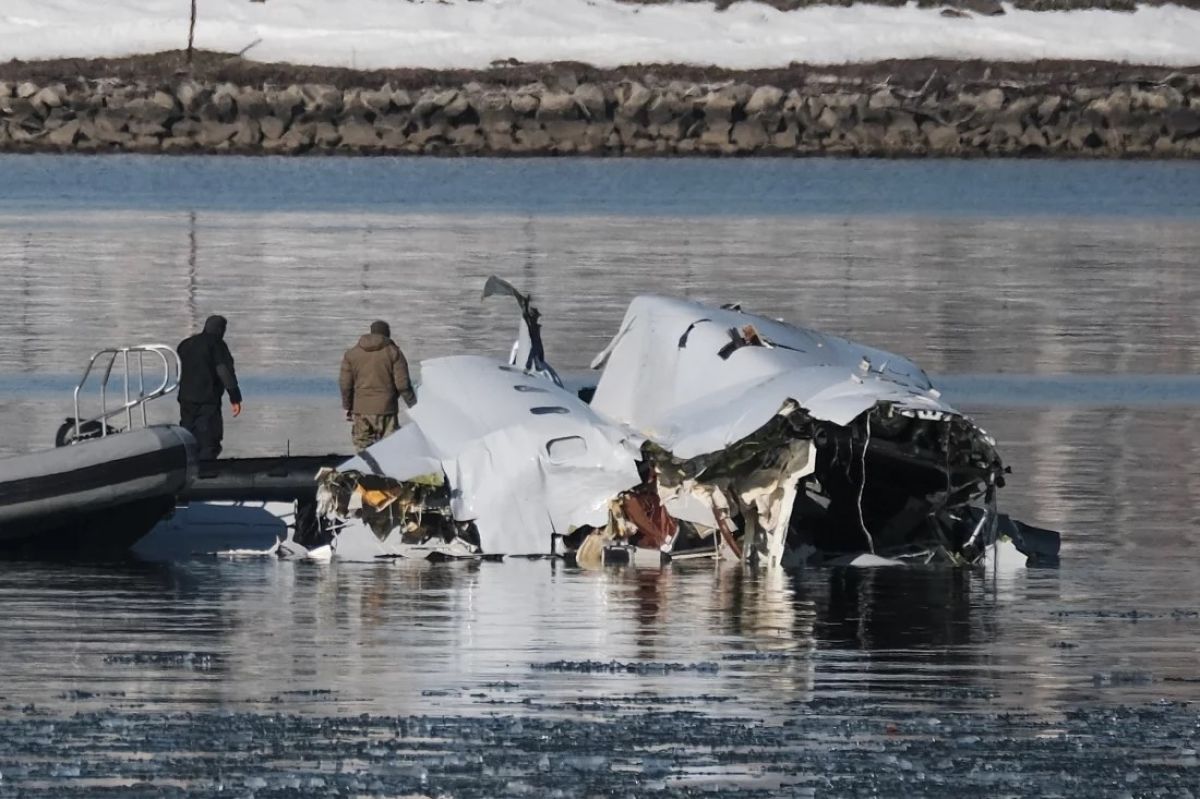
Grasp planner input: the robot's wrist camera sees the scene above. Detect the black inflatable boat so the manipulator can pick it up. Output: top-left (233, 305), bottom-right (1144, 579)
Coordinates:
top-left (0, 344), bottom-right (201, 554)
top-left (0, 425), bottom-right (197, 554)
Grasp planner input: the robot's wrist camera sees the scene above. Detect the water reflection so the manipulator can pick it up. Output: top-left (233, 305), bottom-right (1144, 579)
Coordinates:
top-left (811, 567), bottom-right (975, 652)
top-left (0, 554), bottom-right (1196, 720)
top-left (2, 210), bottom-right (1199, 386)
top-left (2, 159), bottom-right (1199, 727)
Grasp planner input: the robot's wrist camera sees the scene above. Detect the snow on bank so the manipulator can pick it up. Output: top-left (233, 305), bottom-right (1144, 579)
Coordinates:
top-left (2, 0), bottom-right (1198, 70)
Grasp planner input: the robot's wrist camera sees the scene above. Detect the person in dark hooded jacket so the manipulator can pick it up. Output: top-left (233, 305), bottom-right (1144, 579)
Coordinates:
top-left (339, 320), bottom-right (415, 452)
top-left (177, 315), bottom-right (242, 460)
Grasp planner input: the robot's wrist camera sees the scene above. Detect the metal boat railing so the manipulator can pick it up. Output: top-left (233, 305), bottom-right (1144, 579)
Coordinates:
top-left (72, 345), bottom-right (181, 440)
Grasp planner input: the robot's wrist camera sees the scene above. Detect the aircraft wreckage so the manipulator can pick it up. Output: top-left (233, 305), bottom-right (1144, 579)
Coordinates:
top-left (307, 278), bottom-right (1058, 568)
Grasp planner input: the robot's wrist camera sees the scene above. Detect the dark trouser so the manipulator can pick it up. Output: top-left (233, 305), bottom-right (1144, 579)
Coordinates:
top-left (351, 413), bottom-right (398, 452)
top-left (180, 402), bottom-right (224, 460)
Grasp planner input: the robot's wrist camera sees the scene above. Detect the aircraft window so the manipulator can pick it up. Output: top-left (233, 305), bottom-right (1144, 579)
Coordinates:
top-left (546, 435), bottom-right (587, 462)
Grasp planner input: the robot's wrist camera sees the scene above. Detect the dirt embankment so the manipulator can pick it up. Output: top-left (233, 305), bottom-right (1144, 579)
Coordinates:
top-left (1, 51), bottom-right (1198, 157)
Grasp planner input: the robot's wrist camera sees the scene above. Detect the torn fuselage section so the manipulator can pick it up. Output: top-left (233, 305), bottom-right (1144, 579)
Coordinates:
top-left (587, 296), bottom-right (1013, 567)
top-left (311, 286), bottom-right (1054, 568)
top-left (793, 402), bottom-right (1004, 565)
top-left (315, 465), bottom-right (469, 554)
top-left (313, 354), bottom-right (644, 560)
top-left (481, 275), bottom-right (562, 387)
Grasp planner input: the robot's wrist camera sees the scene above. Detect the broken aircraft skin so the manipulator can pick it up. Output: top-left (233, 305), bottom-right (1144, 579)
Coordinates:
top-left (303, 281), bottom-right (1059, 568)
top-left (304, 353), bottom-right (645, 562)
top-left (588, 295), bottom-right (1044, 568)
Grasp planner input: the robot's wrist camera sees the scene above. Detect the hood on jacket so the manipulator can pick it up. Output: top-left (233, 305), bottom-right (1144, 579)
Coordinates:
top-left (203, 315), bottom-right (228, 339)
top-left (357, 333), bottom-right (391, 352)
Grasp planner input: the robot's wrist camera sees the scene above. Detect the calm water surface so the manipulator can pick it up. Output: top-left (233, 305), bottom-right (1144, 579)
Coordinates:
top-left (0, 156), bottom-right (1199, 793)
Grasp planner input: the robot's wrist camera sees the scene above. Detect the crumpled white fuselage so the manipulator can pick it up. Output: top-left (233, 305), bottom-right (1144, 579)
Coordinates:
top-left (317, 295), bottom-right (1002, 566)
top-left (320, 354), bottom-right (643, 559)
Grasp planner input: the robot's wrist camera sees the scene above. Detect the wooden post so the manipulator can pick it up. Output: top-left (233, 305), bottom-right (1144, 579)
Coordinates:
top-left (187, 0), bottom-right (197, 65)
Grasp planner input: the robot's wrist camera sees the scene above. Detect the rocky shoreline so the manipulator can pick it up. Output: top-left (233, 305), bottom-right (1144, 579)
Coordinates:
top-left (1, 54), bottom-right (1198, 157)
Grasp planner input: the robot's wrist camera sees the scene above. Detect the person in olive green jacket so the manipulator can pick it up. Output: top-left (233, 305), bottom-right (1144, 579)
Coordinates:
top-left (339, 320), bottom-right (417, 452)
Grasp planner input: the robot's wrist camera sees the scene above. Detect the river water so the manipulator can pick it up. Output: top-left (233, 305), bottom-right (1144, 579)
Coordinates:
top-left (1, 155), bottom-right (1199, 796)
